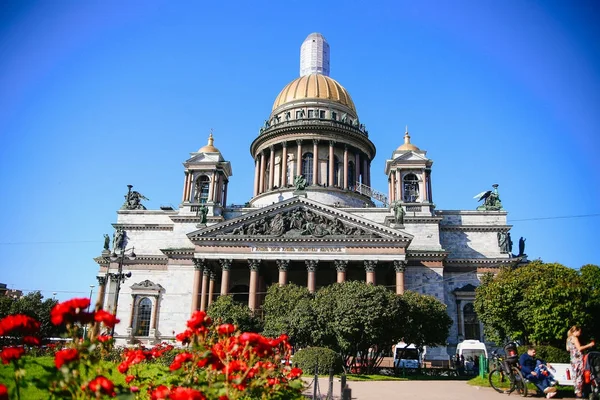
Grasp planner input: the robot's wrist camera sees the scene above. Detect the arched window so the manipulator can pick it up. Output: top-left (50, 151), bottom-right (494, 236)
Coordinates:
top-left (403, 174), bottom-right (419, 202)
top-left (302, 152), bottom-right (313, 185)
top-left (347, 161), bottom-right (355, 189)
top-left (463, 303), bottom-right (481, 340)
top-left (134, 297), bottom-right (152, 336)
top-left (195, 176), bottom-right (210, 203)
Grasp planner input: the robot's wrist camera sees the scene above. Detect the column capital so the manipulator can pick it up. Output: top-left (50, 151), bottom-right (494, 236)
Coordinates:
top-left (96, 276), bottom-right (107, 286)
top-left (296, 139), bottom-right (303, 145)
top-left (209, 271), bottom-right (216, 280)
top-left (312, 139), bottom-right (319, 145)
top-left (276, 259), bottom-right (290, 271)
top-left (248, 259), bottom-right (261, 272)
top-left (334, 260), bottom-right (348, 273)
top-left (269, 145), bottom-right (274, 151)
top-left (219, 259), bottom-right (233, 271)
top-left (305, 260), bottom-right (318, 272)
top-left (364, 260), bottom-right (378, 273)
top-left (202, 266), bottom-right (211, 277)
top-left (193, 258), bottom-right (206, 270)
top-left (282, 141), bottom-right (288, 148)
top-left (393, 260), bottom-right (407, 272)
top-left (329, 140), bottom-right (336, 146)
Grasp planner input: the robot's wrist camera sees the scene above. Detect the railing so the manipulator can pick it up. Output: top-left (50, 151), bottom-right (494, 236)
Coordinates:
top-left (260, 117), bottom-right (369, 137)
top-left (355, 182), bottom-right (388, 206)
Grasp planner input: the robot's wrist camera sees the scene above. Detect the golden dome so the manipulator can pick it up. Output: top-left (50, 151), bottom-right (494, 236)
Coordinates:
top-left (396, 127), bottom-right (420, 152)
top-left (199, 132), bottom-right (220, 153)
top-left (272, 73), bottom-right (356, 112)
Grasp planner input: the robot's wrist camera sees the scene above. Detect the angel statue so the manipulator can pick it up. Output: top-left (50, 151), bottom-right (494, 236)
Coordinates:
top-left (294, 175), bottom-right (307, 191)
top-left (474, 184), bottom-right (503, 211)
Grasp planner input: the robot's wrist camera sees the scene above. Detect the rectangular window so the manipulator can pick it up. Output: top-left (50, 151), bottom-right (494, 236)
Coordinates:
top-left (319, 110), bottom-right (326, 119)
top-left (296, 110), bottom-right (303, 119)
top-left (308, 110), bottom-right (315, 118)
top-left (331, 111), bottom-right (337, 121)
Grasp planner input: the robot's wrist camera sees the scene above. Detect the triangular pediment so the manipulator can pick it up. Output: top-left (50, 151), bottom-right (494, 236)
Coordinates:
top-left (188, 197), bottom-right (413, 242)
top-left (185, 152), bottom-right (223, 164)
top-left (391, 151), bottom-right (429, 162)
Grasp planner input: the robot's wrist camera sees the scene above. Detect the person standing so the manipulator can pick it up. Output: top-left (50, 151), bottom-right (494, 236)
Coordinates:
top-left (566, 326), bottom-right (596, 398)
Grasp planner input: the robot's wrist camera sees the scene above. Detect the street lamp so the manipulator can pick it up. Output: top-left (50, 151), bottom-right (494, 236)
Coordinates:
top-left (108, 247), bottom-right (135, 336)
top-left (83, 285), bottom-right (95, 339)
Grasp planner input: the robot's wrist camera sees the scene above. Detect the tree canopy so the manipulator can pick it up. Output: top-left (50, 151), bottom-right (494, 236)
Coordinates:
top-left (474, 261), bottom-right (600, 347)
top-left (206, 295), bottom-right (262, 333)
top-left (0, 291), bottom-right (63, 341)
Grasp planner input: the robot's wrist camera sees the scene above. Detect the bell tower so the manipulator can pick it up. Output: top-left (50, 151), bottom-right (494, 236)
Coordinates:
top-left (181, 132), bottom-right (232, 219)
top-left (384, 127), bottom-right (434, 216)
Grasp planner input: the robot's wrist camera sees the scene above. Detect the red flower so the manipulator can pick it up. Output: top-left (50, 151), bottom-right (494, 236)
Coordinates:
top-left (1, 346), bottom-right (25, 364)
top-left (170, 387), bottom-right (206, 400)
top-left (0, 314), bottom-right (40, 336)
top-left (186, 311), bottom-right (211, 333)
top-left (218, 396), bottom-right (229, 400)
top-left (22, 336), bottom-right (41, 346)
top-left (217, 323), bottom-right (235, 336)
top-left (54, 348), bottom-right (79, 368)
top-left (87, 376), bottom-right (116, 397)
top-left (97, 335), bottom-right (112, 343)
top-left (118, 362), bottom-right (130, 374)
top-left (0, 384), bottom-right (7, 400)
top-left (176, 329), bottom-right (193, 345)
top-left (50, 298), bottom-right (91, 325)
top-left (150, 385), bottom-right (170, 400)
top-left (288, 367), bottom-right (303, 379)
top-left (125, 375), bottom-right (135, 383)
top-left (94, 310), bottom-right (120, 328)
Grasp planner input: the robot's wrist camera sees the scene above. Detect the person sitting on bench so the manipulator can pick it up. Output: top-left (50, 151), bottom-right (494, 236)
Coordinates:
top-left (519, 346), bottom-right (557, 398)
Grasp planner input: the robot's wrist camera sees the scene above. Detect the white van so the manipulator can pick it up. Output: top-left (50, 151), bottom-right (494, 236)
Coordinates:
top-left (393, 342), bottom-right (423, 368)
top-left (456, 339), bottom-right (488, 360)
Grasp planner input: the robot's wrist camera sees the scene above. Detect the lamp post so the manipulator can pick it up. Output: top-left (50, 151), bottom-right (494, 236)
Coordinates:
top-left (108, 246), bottom-right (135, 336)
top-left (87, 285), bottom-right (95, 311)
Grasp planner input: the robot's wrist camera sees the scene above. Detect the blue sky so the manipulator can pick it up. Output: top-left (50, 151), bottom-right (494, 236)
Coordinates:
top-left (1, 0), bottom-right (599, 301)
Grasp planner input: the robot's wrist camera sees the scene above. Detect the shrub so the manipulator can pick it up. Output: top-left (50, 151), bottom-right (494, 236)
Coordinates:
top-left (517, 345), bottom-right (569, 363)
top-left (293, 347), bottom-right (342, 374)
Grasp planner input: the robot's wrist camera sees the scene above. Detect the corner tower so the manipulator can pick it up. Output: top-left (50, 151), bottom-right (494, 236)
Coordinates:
top-left (249, 33), bottom-right (376, 207)
top-left (384, 127), bottom-right (434, 216)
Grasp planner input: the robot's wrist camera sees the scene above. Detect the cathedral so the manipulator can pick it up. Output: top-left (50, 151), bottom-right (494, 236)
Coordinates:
top-left (94, 33), bottom-right (520, 359)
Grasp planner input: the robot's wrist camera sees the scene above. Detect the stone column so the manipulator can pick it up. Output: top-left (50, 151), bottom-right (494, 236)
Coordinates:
top-left (182, 171), bottom-right (189, 203)
top-left (343, 145), bottom-right (349, 189)
top-left (248, 259), bottom-right (260, 311)
top-left (334, 260), bottom-right (348, 283)
top-left (276, 259), bottom-right (289, 286)
top-left (191, 259), bottom-right (203, 312)
top-left (281, 142), bottom-right (288, 188)
top-left (268, 146), bottom-right (275, 190)
top-left (219, 259), bottom-right (232, 295)
top-left (427, 170), bottom-right (433, 202)
top-left (364, 260), bottom-right (377, 285)
top-left (390, 174), bottom-right (396, 202)
top-left (96, 276), bottom-right (107, 310)
top-left (187, 172), bottom-right (194, 202)
top-left (420, 170), bottom-right (426, 202)
top-left (355, 153), bottom-right (361, 185)
top-left (208, 172), bottom-right (215, 202)
top-left (128, 294), bottom-right (137, 329)
top-left (208, 270), bottom-right (215, 307)
top-left (328, 141), bottom-right (335, 186)
top-left (363, 159), bottom-right (369, 187)
top-left (259, 151), bottom-right (265, 194)
top-left (396, 170), bottom-right (402, 201)
top-left (394, 260), bottom-right (406, 295)
top-left (296, 140), bottom-right (302, 177)
top-left (223, 180), bottom-right (228, 207)
top-left (306, 260), bottom-right (318, 293)
top-left (312, 140), bottom-right (318, 185)
top-left (200, 266), bottom-right (209, 311)
top-left (253, 158), bottom-right (260, 196)
top-left (152, 296), bottom-right (160, 329)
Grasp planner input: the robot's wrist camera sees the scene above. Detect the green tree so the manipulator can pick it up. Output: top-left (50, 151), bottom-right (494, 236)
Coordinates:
top-left (579, 264), bottom-right (600, 341)
top-left (206, 295), bottom-right (262, 333)
top-left (312, 281), bottom-right (406, 373)
top-left (0, 291), bottom-right (63, 341)
top-left (475, 261), bottom-right (591, 347)
top-left (400, 290), bottom-right (452, 349)
top-left (262, 283), bottom-right (314, 345)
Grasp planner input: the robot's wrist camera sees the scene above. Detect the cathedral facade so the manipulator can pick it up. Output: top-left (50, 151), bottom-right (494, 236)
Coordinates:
top-left (94, 33), bottom-right (519, 359)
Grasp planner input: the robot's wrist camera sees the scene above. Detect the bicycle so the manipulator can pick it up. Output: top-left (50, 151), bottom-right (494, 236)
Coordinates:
top-left (488, 351), bottom-right (528, 396)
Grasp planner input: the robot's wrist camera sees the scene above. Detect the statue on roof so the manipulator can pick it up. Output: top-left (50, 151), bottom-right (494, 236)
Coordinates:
top-left (392, 201), bottom-right (405, 225)
top-left (103, 234), bottom-right (110, 251)
top-left (474, 184), bottom-right (503, 211)
top-left (518, 237), bottom-right (526, 257)
top-left (197, 204), bottom-right (208, 224)
top-left (294, 175), bottom-right (307, 191)
top-left (121, 185), bottom-right (148, 210)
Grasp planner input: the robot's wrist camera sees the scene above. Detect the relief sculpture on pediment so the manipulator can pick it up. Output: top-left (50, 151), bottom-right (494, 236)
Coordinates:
top-left (226, 208), bottom-right (378, 238)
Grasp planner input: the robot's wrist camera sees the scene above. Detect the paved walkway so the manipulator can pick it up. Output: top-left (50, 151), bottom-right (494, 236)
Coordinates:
top-left (303, 378), bottom-right (579, 399)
